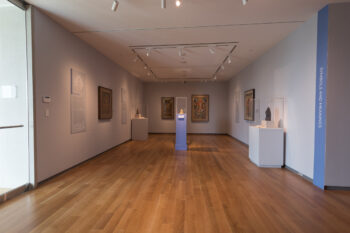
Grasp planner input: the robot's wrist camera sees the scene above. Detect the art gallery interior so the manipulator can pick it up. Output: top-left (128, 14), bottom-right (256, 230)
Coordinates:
top-left (1, 0), bottom-right (350, 232)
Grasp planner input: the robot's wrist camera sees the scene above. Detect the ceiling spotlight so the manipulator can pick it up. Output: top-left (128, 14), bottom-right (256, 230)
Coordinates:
top-left (221, 65), bottom-right (225, 70)
top-left (111, 0), bottom-right (119, 11)
top-left (161, 0), bottom-right (166, 8)
top-left (133, 56), bottom-right (138, 62)
top-left (227, 56), bottom-right (232, 64)
top-left (175, 0), bottom-right (182, 7)
top-left (146, 48), bottom-right (152, 57)
top-left (242, 0), bottom-right (248, 6)
top-left (144, 66), bottom-right (148, 70)
top-left (147, 72), bottom-right (151, 76)
top-left (214, 76), bottom-right (217, 80)
top-left (208, 46), bottom-right (215, 54)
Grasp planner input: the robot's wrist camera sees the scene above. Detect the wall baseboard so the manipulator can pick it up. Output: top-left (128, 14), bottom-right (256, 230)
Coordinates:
top-left (38, 138), bottom-right (132, 185)
top-left (325, 186), bottom-right (350, 191)
top-left (149, 132), bottom-right (175, 134)
top-left (149, 132), bottom-right (227, 135)
top-left (0, 184), bottom-right (29, 204)
top-left (285, 165), bottom-right (313, 183)
top-left (227, 134), bottom-right (249, 147)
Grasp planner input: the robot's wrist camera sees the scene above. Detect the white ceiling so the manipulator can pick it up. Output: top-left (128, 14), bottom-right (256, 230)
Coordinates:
top-left (25, 0), bottom-right (345, 82)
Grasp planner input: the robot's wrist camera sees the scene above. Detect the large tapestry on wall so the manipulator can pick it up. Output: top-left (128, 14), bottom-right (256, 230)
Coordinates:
top-left (161, 97), bottom-right (174, 120)
top-left (98, 86), bottom-right (113, 120)
top-left (244, 89), bottom-right (255, 121)
top-left (191, 95), bottom-right (209, 122)
top-left (71, 69), bottom-right (86, 134)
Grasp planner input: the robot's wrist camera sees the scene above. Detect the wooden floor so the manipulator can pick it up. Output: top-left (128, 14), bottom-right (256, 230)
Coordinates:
top-left (0, 134), bottom-right (349, 233)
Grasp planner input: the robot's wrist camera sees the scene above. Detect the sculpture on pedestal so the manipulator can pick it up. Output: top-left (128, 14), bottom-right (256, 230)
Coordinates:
top-left (265, 107), bottom-right (271, 121)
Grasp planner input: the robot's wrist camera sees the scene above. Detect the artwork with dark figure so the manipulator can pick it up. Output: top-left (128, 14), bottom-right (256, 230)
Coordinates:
top-left (265, 107), bottom-right (272, 121)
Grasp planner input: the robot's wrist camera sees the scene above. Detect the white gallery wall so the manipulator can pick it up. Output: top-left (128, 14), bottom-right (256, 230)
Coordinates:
top-left (0, 6), bottom-right (29, 188)
top-left (32, 7), bottom-right (143, 182)
top-left (228, 15), bottom-right (318, 178)
top-left (144, 82), bottom-right (228, 134)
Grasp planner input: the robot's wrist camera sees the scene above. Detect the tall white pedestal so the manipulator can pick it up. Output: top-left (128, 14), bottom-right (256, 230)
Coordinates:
top-left (132, 118), bottom-right (148, 141)
top-left (249, 126), bottom-right (284, 167)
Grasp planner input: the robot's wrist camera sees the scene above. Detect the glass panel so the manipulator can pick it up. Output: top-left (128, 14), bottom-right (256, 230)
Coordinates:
top-left (0, 1), bottom-right (29, 194)
top-left (176, 97), bottom-right (187, 114)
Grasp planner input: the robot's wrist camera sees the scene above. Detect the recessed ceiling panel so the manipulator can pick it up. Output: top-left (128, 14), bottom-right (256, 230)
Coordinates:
top-left (132, 44), bottom-right (235, 80)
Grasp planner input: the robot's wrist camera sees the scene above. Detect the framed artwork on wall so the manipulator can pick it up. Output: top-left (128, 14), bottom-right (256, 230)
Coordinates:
top-left (191, 95), bottom-right (209, 122)
top-left (244, 89), bottom-right (255, 121)
top-left (161, 97), bottom-right (174, 120)
top-left (71, 69), bottom-right (86, 134)
top-left (98, 86), bottom-right (113, 120)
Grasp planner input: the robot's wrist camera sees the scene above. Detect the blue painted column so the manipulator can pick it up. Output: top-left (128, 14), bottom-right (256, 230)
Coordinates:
top-left (175, 114), bottom-right (187, 150)
top-left (313, 5), bottom-right (329, 189)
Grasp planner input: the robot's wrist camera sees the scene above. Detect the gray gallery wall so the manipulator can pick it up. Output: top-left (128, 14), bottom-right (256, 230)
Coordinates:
top-left (32, 7), bottom-right (144, 182)
top-left (144, 82), bottom-right (228, 134)
top-left (324, 3), bottom-right (350, 187)
top-left (227, 15), bottom-right (318, 179)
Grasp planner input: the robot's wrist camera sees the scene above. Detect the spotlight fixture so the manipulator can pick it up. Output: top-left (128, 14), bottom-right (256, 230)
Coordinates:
top-left (221, 65), bottom-right (225, 70)
top-left (144, 66), bottom-right (148, 70)
top-left (133, 56), bottom-right (138, 62)
top-left (227, 56), bottom-right (232, 64)
top-left (161, 0), bottom-right (166, 8)
top-left (214, 76), bottom-right (217, 80)
top-left (208, 46), bottom-right (215, 54)
top-left (175, 0), bottom-right (182, 7)
top-left (146, 48), bottom-right (152, 57)
top-left (147, 72), bottom-right (151, 76)
top-left (111, 0), bottom-right (119, 11)
top-left (242, 0), bottom-right (248, 6)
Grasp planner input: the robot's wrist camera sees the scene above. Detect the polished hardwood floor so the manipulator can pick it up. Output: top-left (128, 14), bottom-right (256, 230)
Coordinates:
top-left (0, 134), bottom-right (350, 233)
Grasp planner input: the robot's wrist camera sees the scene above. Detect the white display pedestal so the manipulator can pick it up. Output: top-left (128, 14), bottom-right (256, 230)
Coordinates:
top-left (132, 118), bottom-right (148, 141)
top-left (249, 126), bottom-right (284, 167)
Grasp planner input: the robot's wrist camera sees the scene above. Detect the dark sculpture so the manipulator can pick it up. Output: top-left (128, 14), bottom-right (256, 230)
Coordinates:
top-left (265, 107), bottom-right (272, 121)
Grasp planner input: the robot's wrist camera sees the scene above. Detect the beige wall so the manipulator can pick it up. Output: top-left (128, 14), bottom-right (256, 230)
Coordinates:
top-left (324, 3), bottom-right (350, 187)
top-left (144, 82), bottom-right (228, 134)
top-left (32, 8), bottom-right (144, 182)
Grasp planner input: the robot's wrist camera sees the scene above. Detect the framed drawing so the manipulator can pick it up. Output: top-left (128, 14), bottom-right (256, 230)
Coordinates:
top-left (98, 86), bottom-right (113, 120)
top-left (244, 89), bottom-right (255, 121)
top-left (71, 69), bottom-right (86, 134)
top-left (161, 97), bottom-right (174, 120)
top-left (191, 95), bottom-right (209, 122)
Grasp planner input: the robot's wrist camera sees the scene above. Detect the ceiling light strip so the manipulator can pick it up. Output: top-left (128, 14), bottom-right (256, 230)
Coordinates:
top-left (73, 21), bottom-right (304, 34)
top-left (131, 49), bottom-right (158, 79)
top-left (131, 43), bottom-right (237, 81)
top-left (129, 41), bottom-right (238, 50)
top-left (212, 45), bottom-right (237, 80)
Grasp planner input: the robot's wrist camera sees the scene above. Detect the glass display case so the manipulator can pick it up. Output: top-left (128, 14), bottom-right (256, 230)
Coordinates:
top-left (254, 97), bottom-right (285, 128)
top-left (176, 97), bottom-right (187, 115)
